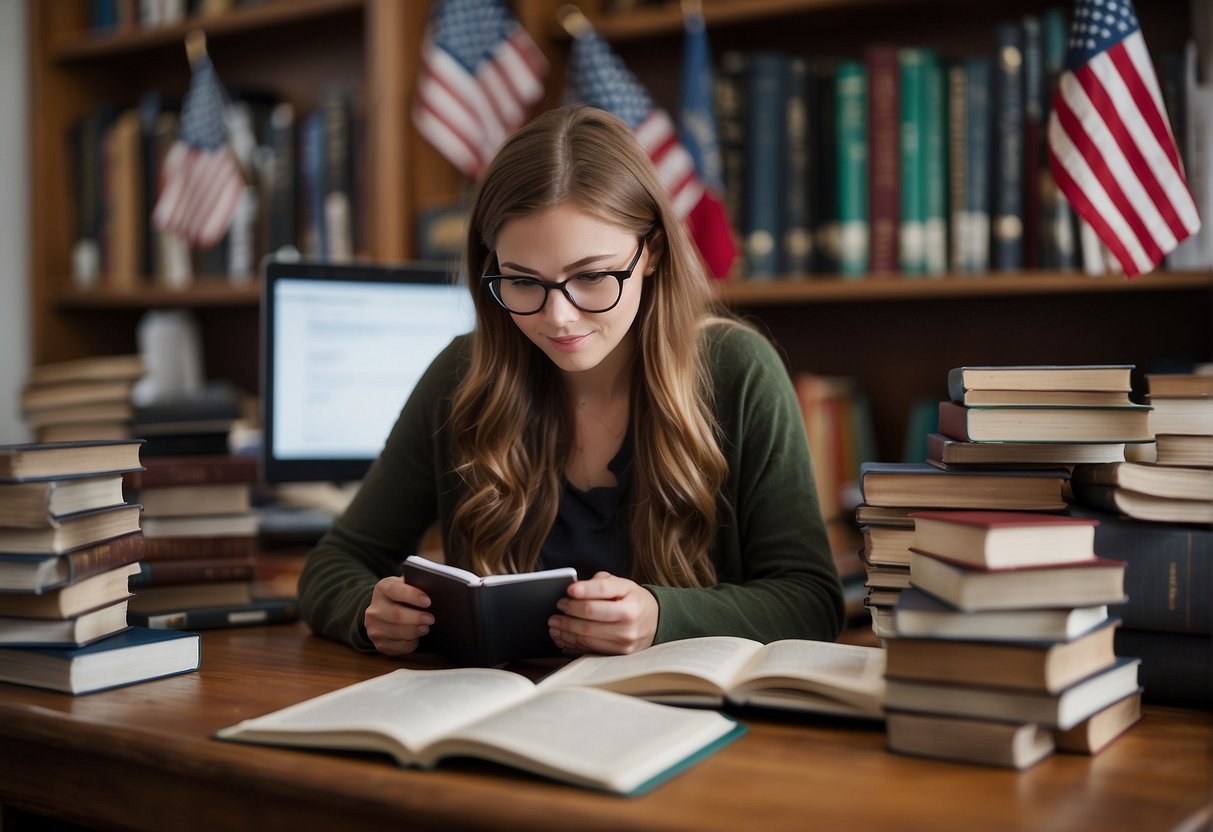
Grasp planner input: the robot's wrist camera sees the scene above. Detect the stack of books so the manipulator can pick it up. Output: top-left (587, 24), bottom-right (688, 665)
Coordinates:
top-left (125, 454), bottom-right (263, 625)
top-left (1070, 372), bottom-right (1213, 525)
top-left (883, 511), bottom-right (1141, 769)
top-left (21, 355), bottom-right (143, 443)
top-left (856, 462), bottom-right (1071, 637)
top-left (134, 381), bottom-right (243, 458)
top-left (857, 364), bottom-right (1152, 638)
top-left (0, 439), bottom-right (199, 693)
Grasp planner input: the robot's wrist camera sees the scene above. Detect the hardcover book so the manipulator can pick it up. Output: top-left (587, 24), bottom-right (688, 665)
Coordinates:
top-left (537, 635), bottom-right (886, 719)
top-left (892, 587), bottom-right (1108, 642)
top-left (0, 598), bottom-right (129, 647)
top-left (0, 439), bottom-right (144, 481)
top-left (886, 711), bottom-right (1054, 770)
top-left (0, 473), bottom-right (126, 528)
top-left (1153, 433), bottom-right (1213, 468)
top-left (1054, 690), bottom-right (1143, 754)
top-left (129, 596), bottom-right (299, 630)
top-left (216, 666), bottom-right (745, 795)
top-left (908, 551), bottom-right (1126, 612)
top-left (926, 433), bottom-right (1126, 467)
top-left (937, 400), bottom-right (1152, 444)
top-left (0, 626), bottom-right (200, 694)
top-left (907, 510), bottom-right (1097, 569)
top-left (0, 531), bottom-right (144, 593)
top-left (25, 354), bottom-right (144, 387)
top-left (401, 555), bottom-right (577, 667)
top-left (0, 503), bottom-right (142, 556)
top-left (0, 562), bottom-right (139, 619)
top-left (1070, 483), bottom-right (1213, 525)
top-left (1071, 461), bottom-right (1213, 501)
top-left (947, 365), bottom-right (1134, 396)
top-left (859, 462), bottom-right (1069, 510)
top-left (884, 619), bottom-right (1119, 694)
top-left (883, 657), bottom-right (1141, 730)
top-left (1146, 396), bottom-right (1213, 436)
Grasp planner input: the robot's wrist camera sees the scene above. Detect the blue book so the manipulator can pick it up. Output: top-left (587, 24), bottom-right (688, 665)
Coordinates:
top-left (783, 55), bottom-right (813, 275)
top-left (0, 626), bottom-right (200, 694)
top-left (743, 51), bottom-right (788, 279)
top-left (992, 23), bottom-right (1025, 271)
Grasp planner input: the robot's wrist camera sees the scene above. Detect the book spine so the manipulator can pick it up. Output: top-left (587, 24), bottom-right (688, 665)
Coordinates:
top-left (992, 23), bottom-right (1025, 271)
top-left (64, 531), bottom-right (145, 586)
top-left (1040, 7), bottom-right (1077, 270)
top-left (811, 58), bottom-right (840, 274)
top-left (131, 455), bottom-right (258, 488)
top-left (947, 62), bottom-right (968, 273)
top-left (140, 535), bottom-right (258, 561)
top-left (743, 51), bottom-right (788, 280)
top-left (715, 51), bottom-right (748, 238)
top-left (133, 598), bottom-right (299, 630)
top-left (301, 109), bottom-right (327, 259)
top-left (1094, 516), bottom-right (1212, 635)
top-left (130, 557), bottom-right (257, 588)
top-left (783, 56), bottom-right (813, 276)
top-left (897, 47), bottom-right (925, 276)
top-left (866, 45), bottom-right (899, 276)
top-left (965, 57), bottom-right (993, 273)
top-left (267, 102), bottom-right (298, 256)
top-left (1113, 629), bottom-right (1211, 705)
top-left (1021, 15), bottom-right (1044, 270)
top-left (922, 51), bottom-right (947, 277)
top-left (836, 61), bottom-right (868, 277)
top-left (936, 400), bottom-right (972, 442)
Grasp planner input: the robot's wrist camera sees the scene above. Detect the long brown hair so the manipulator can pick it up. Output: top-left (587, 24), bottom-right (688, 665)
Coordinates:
top-left (449, 105), bottom-right (730, 587)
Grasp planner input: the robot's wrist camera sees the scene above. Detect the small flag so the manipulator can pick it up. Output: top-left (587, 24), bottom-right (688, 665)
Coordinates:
top-left (678, 8), bottom-right (739, 279)
top-left (1047, 0), bottom-right (1200, 277)
top-left (152, 55), bottom-right (246, 248)
top-left (413, 0), bottom-right (549, 180)
top-left (566, 24), bottom-right (732, 279)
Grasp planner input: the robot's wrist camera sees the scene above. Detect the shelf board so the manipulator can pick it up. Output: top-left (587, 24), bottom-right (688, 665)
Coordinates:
top-left (56, 280), bottom-right (261, 310)
top-left (570, 0), bottom-right (904, 40)
top-left (51, 0), bottom-right (364, 62)
top-left (714, 270), bottom-right (1213, 305)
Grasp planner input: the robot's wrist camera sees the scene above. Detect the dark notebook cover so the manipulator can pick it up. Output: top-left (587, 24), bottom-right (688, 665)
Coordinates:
top-left (402, 558), bottom-right (576, 667)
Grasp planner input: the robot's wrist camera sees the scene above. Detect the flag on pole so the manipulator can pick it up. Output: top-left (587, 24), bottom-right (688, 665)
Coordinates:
top-left (678, 7), bottom-right (739, 279)
top-left (1047, 0), bottom-right (1200, 277)
top-left (413, 0), bottom-right (549, 180)
top-left (152, 55), bottom-right (246, 249)
top-left (565, 24), bottom-right (733, 279)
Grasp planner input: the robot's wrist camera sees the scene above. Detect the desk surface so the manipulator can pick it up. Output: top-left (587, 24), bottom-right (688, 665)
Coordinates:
top-left (0, 623), bottom-right (1209, 832)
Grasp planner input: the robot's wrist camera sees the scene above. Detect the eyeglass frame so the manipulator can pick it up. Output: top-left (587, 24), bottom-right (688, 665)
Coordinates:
top-left (480, 239), bottom-right (646, 316)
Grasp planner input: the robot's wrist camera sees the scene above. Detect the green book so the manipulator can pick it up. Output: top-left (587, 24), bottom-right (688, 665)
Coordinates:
top-left (922, 49), bottom-right (947, 276)
top-left (836, 61), bottom-right (868, 277)
top-left (898, 48), bottom-right (926, 275)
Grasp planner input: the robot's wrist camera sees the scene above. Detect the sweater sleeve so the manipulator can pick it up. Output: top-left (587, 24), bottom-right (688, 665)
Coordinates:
top-left (296, 337), bottom-right (467, 652)
top-left (645, 324), bottom-right (846, 644)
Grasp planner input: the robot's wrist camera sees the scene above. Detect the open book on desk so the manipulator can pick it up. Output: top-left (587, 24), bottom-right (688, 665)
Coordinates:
top-left (215, 666), bottom-right (744, 796)
top-left (401, 555), bottom-right (576, 667)
top-left (539, 636), bottom-right (887, 719)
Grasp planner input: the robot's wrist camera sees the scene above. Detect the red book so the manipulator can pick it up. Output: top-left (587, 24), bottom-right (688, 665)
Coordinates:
top-left (140, 535), bottom-right (258, 562)
top-left (129, 557), bottom-right (257, 587)
top-left (127, 454), bottom-right (258, 489)
top-left (865, 44), bottom-right (900, 275)
top-left (908, 510), bottom-right (1098, 569)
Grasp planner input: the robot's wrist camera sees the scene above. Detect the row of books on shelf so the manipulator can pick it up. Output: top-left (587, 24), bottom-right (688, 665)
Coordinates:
top-left (0, 438), bottom-right (297, 696)
top-left (715, 9), bottom-right (1212, 279)
top-left (89, 0), bottom-right (261, 31)
top-left (855, 363), bottom-right (1211, 769)
top-left (70, 83), bottom-right (363, 291)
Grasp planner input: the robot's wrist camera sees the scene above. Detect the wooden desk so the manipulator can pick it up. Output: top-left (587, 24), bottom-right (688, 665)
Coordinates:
top-left (0, 623), bottom-right (1209, 832)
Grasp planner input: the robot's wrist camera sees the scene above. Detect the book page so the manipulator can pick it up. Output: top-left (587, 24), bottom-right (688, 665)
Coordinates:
top-left (437, 686), bottom-right (740, 794)
top-left (732, 640), bottom-right (886, 705)
top-left (403, 555), bottom-right (480, 585)
top-left (537, 636), bottom-right (762, 694)
top-left (480, 567), bottom-right (577, 586)
top-left (216, 668), bottom-right (537, 755)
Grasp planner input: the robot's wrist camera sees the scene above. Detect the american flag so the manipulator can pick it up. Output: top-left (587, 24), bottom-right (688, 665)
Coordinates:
top-left (151, 55), bottom-right (246, 248)
top-left (412, 0), bottom-right (548, 179)
top-left (566, 26), bottom-right (728, 278)
top-left (1047, 0), bottom-right (1200, 277)
top-left (678, 8), bottom-right (739, 279)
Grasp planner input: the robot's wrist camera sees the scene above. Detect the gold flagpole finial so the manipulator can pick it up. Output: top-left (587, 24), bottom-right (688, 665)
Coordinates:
top-left (185, 30), bottom-right (208, 68)
top-left (557, 5), bottom-right (592, 38)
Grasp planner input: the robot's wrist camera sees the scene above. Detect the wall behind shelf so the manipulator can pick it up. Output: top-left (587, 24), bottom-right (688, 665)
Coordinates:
top-left (0, 0), bottom-right (31, 444)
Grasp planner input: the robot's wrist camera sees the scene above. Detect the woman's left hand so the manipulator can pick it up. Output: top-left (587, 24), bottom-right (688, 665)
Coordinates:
top-left (549, 571), bottom-right (659, 655)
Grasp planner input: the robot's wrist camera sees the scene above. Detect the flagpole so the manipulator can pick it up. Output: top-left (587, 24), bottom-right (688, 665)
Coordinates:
top-left (185, 29), bottom-right (207, 68)
top-left (556, 5), bottom-right (592, 39)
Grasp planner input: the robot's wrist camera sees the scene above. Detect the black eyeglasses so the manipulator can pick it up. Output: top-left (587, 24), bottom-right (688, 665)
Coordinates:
top-left (482, 240), bottom-right (645, 315)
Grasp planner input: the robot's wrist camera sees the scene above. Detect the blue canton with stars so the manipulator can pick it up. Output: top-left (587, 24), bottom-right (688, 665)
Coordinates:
top-left (178, 56), bottom-right (229, 151)
top-left (567, 30), bottom-right (656, 129)
top-left (1065, 0), bottom-right (1140, 70)
top-left (430, 0), bottom-right (520, 73)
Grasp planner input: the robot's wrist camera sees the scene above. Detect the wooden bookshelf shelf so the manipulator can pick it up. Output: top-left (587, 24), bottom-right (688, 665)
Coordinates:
top-left (55, 281), bottom-right (261, 309)
top-left (50, 0), bottom-right (364, 62)
top-left (715, 270), bottom-right (1213, 306)
top-left (571, 0), bottom-right (904, 40)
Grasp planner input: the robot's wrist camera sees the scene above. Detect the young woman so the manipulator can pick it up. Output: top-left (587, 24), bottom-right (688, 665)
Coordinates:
top-left (298, 105), bottom-right (844, 657)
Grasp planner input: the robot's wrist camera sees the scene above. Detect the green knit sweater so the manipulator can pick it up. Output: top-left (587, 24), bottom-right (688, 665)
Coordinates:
top-left (298, 323), bottom-right (845, 653)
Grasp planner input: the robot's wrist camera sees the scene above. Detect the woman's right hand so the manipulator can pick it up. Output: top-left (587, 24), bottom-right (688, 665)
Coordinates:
top-left (364, 576), bottom-right (434, 656)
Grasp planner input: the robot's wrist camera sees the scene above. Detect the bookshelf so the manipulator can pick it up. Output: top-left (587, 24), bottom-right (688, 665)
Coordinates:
top-left (26, 0), bottom-right (1213, 461)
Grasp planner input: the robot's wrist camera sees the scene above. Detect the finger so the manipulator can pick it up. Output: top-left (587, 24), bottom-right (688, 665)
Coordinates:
top-left (566, 572), bottom-right (623, 600)
top-left (557, 597), bottom-right (624, 623)
top-left (382, 576), bottom-right (432, 608)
